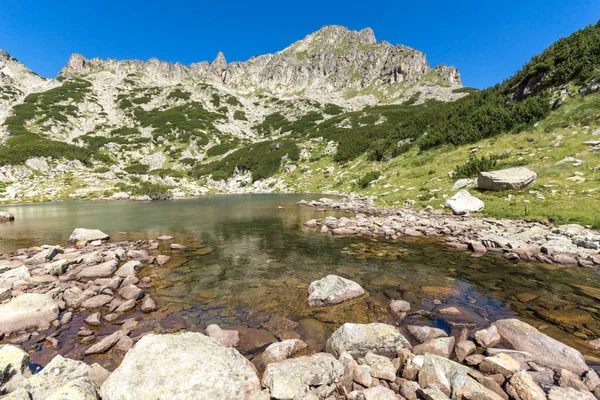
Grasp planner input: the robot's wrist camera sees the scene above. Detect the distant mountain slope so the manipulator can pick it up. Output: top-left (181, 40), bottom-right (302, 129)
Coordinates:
top-left (0, 22), bottom-right (598, 213)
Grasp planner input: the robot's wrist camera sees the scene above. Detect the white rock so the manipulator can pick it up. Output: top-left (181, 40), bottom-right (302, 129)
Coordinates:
top-left (444, 190), bottom-right (484, 215)
top-left (68, 228), bottom-right (109, 243)
top-left (478, 167), bottom-right (537, 191)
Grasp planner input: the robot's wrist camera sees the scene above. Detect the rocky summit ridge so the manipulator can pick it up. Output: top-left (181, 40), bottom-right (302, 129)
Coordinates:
top-left (58, 25), bottom-right (461, 99)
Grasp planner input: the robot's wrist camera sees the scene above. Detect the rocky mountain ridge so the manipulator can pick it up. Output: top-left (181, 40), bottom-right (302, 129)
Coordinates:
top-left (58, 26), bottom-right (461, 99)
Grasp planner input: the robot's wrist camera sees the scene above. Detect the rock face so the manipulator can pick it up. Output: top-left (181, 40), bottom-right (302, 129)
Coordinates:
top-left (307, 275), bottom-right (365, 307)
top-left (68, 228), bottom-right (109, 243)
top-left (494, 318), bottom-right (588, 374)
top-left (444, 190), bottom-right (484, 215)
top-left (477, 167), bottom-right (537, 191)
top-left (100, 332), bottom-right (261, 400)
top-left (0, 345), bottom-right (31, 392)
top-left (261, 353), bottom-right (343, 399)
top-left (326, 323), bottom-right (411, 357)
top-left (0, 293), bottom-right (59, 334)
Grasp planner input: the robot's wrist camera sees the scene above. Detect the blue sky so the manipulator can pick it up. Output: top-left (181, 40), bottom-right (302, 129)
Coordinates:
top-left (0, 1), bottom-right (598, 89)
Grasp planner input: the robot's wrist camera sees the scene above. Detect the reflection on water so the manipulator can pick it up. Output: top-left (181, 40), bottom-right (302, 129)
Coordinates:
top-left (2, 194), bottom-right (600, 364)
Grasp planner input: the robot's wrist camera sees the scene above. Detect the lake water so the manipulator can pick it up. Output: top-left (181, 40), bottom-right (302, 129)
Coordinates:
top-left (2, 194), bottom-right (600, 368)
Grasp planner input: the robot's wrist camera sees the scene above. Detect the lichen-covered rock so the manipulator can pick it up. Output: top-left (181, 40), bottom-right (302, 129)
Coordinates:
top-left (261, 353), bottom-right (343, 400)
top-left (45, 377), bottom-right (100, 400)
top-left (307, 275), bottom-right (365, 307)
top-left (25, 355), bottom-right (99, 400)
top-left (0, 293), bottom-right (59, 334)
top-left (477, 167), bottom-right (537, 191)
top-left (326, 323), bottom-right (411, 357)
top-left (100, 332), bottom-right (260, 400)
top-left (0, 345), bottom-right (31, 393)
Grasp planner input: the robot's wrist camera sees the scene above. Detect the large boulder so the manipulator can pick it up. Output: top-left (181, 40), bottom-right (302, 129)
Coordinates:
top-left (0, 294), bottom-right (59, 334)
top-left (478, 167), bottom-right (537, 191)
top-left (444, 190), bottom-right (484, 215)
top-left (0, 212), bottom-right (15, 222)
top-left (326, 323), bottom-right (411, 358)
top-left (307, 275), bottom-right (365, 307)
top-left (494, 318), bottom-right (588, 374)
top-left (261, 353), bottom-right (343, 400)
top-left (100, 332), bottom-right (261, 400)
top-left (68, 228), bottom-right (109, 243)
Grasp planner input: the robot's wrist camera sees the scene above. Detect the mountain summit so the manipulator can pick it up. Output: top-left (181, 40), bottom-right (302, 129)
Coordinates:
top-left (57, 25), bottom-right (461, 101)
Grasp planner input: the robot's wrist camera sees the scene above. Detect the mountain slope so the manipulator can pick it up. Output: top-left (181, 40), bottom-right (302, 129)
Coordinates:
top-left (0, 22), bottom-right (598, 230)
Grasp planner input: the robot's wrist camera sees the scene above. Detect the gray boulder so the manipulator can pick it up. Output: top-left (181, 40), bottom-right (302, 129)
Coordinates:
top-left (0, 212), bottom-right (15, 222)
top-left (100, 332), bottom-right (261, 400)
top-left (0, 294), bottom-right (59, 334)
top-left (68, 228), bottom-right (109, 243)
top-left (326, 323), bottom-right (411, 358)
top-left (444, 190), bottom-right (484, 215)
top-left (262, 353), bottom-right (343, 400)
top-left (307, 275), bottom-right (365, 307)
top-left (478, 167), bottom-right (537, 191)
top-left (495, 318), bottom-right (588, 375)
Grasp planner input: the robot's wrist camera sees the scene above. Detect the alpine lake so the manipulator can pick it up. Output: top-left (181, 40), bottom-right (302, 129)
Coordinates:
top-left (2, 194), bottom-right (600, 371)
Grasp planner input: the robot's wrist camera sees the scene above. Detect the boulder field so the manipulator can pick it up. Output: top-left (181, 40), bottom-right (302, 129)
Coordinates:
top-left (1, 316), bottom-right (599, 399)
top-left (301, 197), bottom-right (600, 266)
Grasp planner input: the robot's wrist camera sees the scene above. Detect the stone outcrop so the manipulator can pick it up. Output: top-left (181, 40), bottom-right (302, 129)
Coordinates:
top-left (307, 275), bottom-right (365, 306)
top-left (477, 167), bottom-right (537, 191)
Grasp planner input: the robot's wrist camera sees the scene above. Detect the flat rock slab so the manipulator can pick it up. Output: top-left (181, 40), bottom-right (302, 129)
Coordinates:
top-left (0, 293), bottom-right (59, 334)
top-left (478, 167), bottom-right (537, 191)
top-left (100, 332), bottom-right (261, 400)
top-left (77, 260), bottom-right (118, 279)
top-left (69, 228), bottom-right (109, 243)
top-left (494, 318), bottom-right (588, 375)
top-left (307, 274), bottom-right (365, 307)
top-left (326, 322), bottom-right (411, 358)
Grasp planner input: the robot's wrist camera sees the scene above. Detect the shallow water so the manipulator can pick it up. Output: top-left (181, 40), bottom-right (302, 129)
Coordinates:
top-left (2, 194), bottom-right (600, 367)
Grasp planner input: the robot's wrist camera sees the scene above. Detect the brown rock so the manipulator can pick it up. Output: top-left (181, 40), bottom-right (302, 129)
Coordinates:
top-left (474, 325), bottom-right (501, 348)
top-left (118, 285), bottom-right (144, 300)
top-left (141, 295), bottom-right (156, 312)
top-left (84, 330), bottom-right (129, 355)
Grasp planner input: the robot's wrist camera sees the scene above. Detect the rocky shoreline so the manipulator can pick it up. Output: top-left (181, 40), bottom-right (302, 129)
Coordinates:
top-left (0, 239), bottom-right (599, 400)
top-left (300, 197), bottom-right (600, 268)
top-left (0, 228), bottom-right (599, 398)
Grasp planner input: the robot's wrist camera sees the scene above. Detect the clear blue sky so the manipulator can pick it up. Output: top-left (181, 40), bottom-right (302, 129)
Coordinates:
top-left (1, 0), bottom-right (598, 89)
